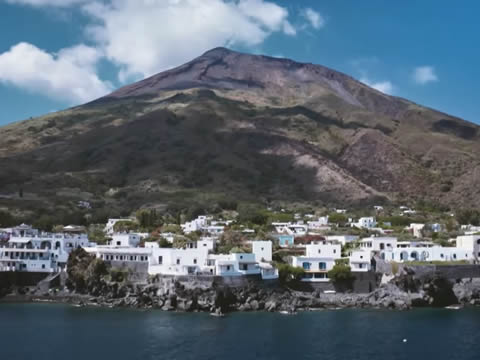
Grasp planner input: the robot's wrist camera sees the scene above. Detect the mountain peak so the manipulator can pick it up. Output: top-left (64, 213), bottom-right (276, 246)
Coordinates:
top-left (201, 47), bottom-right (235, 57)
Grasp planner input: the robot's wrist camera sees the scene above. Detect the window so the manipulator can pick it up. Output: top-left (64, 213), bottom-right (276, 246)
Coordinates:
top-left (319, 262), bottom-right (326, 270)
top-left (176, 258), bottom-right (180, 265)
top-left (159, 256), bottom-right (163, 265)
top-left (42, 264), bottom-right (45, 269)
top-left (226, 265), bottom-right (231, 271)
top-left (240, 255), bottom-right (243, 259)
top-left (318, 249), bottom-right (321, 254)
top-left (261, 247), bottom-right (264, 251)
top-left (116, 241), bottom-right (121, 246)
top-left (453, 254), bottom-right (457, 260)
top-left (359, 264), bottom-right (363, 269)
top-left (240, 264), bottom-right (248, 271)
top-left (303, 262), bottom-right (311, 270)
top-left (333, 249), bottom-right (336, 254)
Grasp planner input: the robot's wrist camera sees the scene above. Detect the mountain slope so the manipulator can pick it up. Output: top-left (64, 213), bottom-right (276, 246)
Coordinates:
top-left (0, 47), bottom-right (479, 219)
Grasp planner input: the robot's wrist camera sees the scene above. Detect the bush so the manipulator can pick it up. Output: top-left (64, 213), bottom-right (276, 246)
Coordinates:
top-left (109, 268), bottom-right (129, 283)
top-left (328, 263), bottom-right (355, 286)
top-left (66, 248), bottom-right (108, 293)
top-left (277, 263), bottom-right (305, 284)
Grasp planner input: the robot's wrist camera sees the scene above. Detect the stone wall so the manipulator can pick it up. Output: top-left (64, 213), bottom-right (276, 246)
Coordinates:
top-left (0, 272), bottom-right (50, 291)
top-left (400, 265), bottom-right (480, 280)
top-left (107, 261), bottom-right (149, 284)
top-left (150, 274), bottom-right (276, 289)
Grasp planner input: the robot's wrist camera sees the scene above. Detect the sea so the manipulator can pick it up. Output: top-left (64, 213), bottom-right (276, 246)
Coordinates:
top-left (1, 303), bottom-right (479, 360)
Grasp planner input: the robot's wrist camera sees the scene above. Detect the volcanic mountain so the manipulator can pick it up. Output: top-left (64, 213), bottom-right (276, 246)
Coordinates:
top-left (1, 47), bottom-right (479, 218)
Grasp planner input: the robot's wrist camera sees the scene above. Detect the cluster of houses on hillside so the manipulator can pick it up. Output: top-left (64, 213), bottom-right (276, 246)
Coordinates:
top-left (2, 213), bottom-right (480, 284)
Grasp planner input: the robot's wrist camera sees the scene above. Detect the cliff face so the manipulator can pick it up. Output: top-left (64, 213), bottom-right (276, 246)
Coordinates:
top-left (1, 47), bottom-right (479, 217)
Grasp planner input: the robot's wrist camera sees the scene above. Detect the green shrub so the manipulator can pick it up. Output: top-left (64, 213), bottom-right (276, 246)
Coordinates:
top-left (328, 263), bottom-right (355, 284)
top-left (277, 263), bottom-right (305, 284)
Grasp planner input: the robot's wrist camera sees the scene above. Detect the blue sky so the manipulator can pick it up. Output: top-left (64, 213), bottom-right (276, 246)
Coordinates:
top-left (0, 0), bottom-right (479, 125)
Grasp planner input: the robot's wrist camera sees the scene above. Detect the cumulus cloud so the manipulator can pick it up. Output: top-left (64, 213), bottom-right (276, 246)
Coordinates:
top-left (360, 77), bottom-right (394, 95)
top-left (4, 0), bottom-right (89, 6)
top-left (83, 0), bottom-right (297, 81)
top-left (301, 8), bottom-right (325, 29)
top-left (0, 42), bottom-right (112, 103)
top-left (413, 66), bottom-right (438, 85)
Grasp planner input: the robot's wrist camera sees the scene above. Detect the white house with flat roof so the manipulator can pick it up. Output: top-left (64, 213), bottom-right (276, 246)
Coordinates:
top-left (382, 246), bottom-right (473, 262)
top-left (291, 242), bottom-right (341, 282)
top-left (455, 235), bottom-right (480, 259)
top-left (85, 246), bottom-right (151, 264)
top-left (108, 233), bottom-right (142, 247)
top-left (148, 247), bottom-right (210, 276)
top-left (252, 241), bottom-right (272, 262)
top-left (351, 217), bottom-right (377, 229)
top-left (349, 250), bottom-right (372, 272)
top-left (0, 231), bottom-right (91, 272)
top-left (359, 237), bottom-right (397, 252)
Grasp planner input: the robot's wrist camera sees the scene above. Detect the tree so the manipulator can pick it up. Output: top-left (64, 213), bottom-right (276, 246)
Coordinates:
top-left (328, 263), bottom-right (355, 290)
top-left (277, 264), bottom-right (305, 284)
top-left (88, 225), bottom-right (108, 245)
top-left (113, 220), bottom-right (138, 233)
top-left (158, 237), bottom-right (172, 248)
top-left (33, 215), bottom-right (56, 232)
top-left (217, 230), bottom-right (247, 254)
top-left (161, 224), bottom-right (183, 234)
top-left (136, 209), bottom-right (163, 230)
top-left (328, 213), bottom-right (347, 225)
top-left (66, 248), bottom-right (108, 293)
top-left (237, 204), bottom-right (268, 225)
top-left (0, 210), bottom-right (16, 227)
top-left (456, 209), bottom-right (480, 226)
top-left (172, 235), bottom-right (189, 249)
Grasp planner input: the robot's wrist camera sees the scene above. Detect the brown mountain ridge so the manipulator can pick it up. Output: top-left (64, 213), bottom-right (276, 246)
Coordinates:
top-left (0, 47), bottom-right (479, 218)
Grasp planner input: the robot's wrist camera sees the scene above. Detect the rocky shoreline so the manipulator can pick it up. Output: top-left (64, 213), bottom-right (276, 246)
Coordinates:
top-left (3, 275), bottom-right (480, 314)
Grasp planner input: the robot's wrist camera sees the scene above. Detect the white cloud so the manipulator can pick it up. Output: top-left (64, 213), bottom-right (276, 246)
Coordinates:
top-left (0, 42), bottom-right (112, 103)
top-left (83, 0), bottom-right (297, 81)
top-left (301, 8), bottom-right (325, 29)
top-left (413, 66), bottom-right (438, 85)
top-left (360, 77), bottom-right (394, 95)
top-left (4, 0), bottom-right (89, 6)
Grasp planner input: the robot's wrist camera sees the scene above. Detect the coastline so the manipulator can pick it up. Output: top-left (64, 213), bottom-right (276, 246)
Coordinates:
top-left (2, 277), bottom-right (478, 314)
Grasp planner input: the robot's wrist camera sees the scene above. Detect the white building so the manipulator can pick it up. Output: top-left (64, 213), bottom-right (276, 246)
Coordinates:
top-left (181, 216), bottom-right (207, 234)
top-left (291, 242), bottom-right (341, 282)
top-left (307, 216), bottom-right (329, 230)
top-left (104, 218), bottom-right (134, 236)
top-left (204, 226), bottom-right (225, 235)
top-left (456, 235), bottom-right (480, 258)
top-left (252, 241), bottom-right (272, 262)
top-left (349, 250), bottom-right (371, 272)
top-left (325, 235), bottom-right (359, 246)
top-left (85, 246), bottom-right (151, 264)
top-left (382, 246), bottom-right (473, 262)
top-left (408, 223), bottom-right (425, 238)
top-left (351, 217), bottom-right (377, 229)
top-left (148, 247), bottom-right (210, 275)
top-left (197, 237), bottom-right (217, 252)
top-left (0, 231), bottom-right (90, 273)
top-left (359, 237), bottom-right (397, 251)
top-left (109, 233), bottom-right (142, 247)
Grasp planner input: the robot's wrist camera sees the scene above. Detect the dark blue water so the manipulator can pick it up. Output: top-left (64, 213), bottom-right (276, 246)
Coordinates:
top-left (1, 304), bottom-right (479, 360)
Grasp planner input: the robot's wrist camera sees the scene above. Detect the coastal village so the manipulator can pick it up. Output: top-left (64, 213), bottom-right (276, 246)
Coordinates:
top-left (2, 204), bottom-right (480, 292)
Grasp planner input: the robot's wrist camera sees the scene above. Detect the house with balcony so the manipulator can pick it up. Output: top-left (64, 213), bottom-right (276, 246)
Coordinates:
top-left (291, 242), bottom-right (341, 282)
top-left (0, 230), bottom-right (91, 273)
